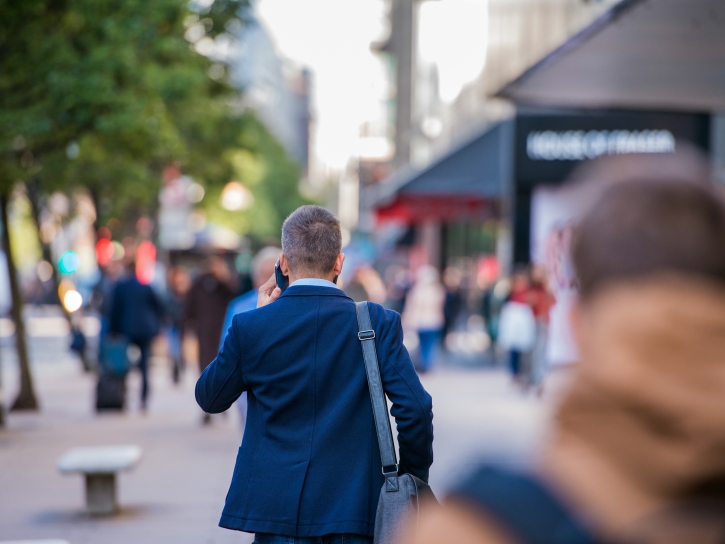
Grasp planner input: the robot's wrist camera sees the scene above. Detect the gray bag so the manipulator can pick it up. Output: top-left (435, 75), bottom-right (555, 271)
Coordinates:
top-left (356, 302), bottom-right (435, 544)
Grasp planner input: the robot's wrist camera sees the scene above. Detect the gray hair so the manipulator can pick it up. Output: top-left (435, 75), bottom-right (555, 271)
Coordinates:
top-left (252, 246), bottom-right (282, 279)
top-left (282, 205), bottom-right (342, 276)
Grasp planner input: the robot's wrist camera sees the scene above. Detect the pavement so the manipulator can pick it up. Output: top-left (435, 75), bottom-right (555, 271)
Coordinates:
top-left (0, 308), bottom-right (549, 544)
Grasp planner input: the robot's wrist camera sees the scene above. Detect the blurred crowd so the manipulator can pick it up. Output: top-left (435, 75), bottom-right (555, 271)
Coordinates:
top-left (85, 233), bottom-right (562, 418)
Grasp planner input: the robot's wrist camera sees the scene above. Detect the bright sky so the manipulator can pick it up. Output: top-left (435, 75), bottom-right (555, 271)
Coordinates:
top-left (418, 0), bottom-right (488, 102)
top-left (256, 0), bottom-right (488, 172)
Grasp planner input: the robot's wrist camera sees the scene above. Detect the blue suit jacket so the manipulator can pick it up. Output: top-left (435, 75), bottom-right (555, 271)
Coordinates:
top-left (195, 285), bottom-right (434, 537)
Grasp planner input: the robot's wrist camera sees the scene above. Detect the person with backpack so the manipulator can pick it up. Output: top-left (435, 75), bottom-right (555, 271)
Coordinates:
top-left (196, 205), bottom-right (434, 543)
top-left (406, 159), bottom-right (725, 543)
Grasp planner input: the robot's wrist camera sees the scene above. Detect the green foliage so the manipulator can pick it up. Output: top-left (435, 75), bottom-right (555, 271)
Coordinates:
top-left (0, 0), bottom-right (248, 215)
top-left (203, 113), bottom-right (312, 243)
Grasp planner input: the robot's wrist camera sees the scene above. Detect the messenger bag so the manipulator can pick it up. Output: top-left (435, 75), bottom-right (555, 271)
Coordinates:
top-left (356, 301), bottom-right (435, 544)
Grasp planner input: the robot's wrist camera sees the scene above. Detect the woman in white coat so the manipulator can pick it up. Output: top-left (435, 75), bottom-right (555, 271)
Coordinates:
top-left (403, 265), bottom-right (446, 373)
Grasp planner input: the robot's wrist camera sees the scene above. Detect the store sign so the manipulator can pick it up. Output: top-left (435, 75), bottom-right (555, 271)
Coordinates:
top-left (515, 111), bottom-right (710, 184)
top-left (526, 129), bottom-right (675, 161)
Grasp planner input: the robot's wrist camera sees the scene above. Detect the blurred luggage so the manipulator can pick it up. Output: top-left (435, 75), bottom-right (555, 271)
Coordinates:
top-left (99, 333), bottom-right (130, 375)
top-left (95, 371), bottom-right (126, 411)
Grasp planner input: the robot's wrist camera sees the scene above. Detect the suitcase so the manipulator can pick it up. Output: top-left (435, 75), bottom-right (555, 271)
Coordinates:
top-left (95, 371), bottom-right (126, 411)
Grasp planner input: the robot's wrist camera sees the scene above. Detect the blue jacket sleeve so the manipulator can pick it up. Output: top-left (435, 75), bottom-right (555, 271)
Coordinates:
top-left (375, 306), bottom-right (434, 482)
top-left (219, 304), bottom-right (236, 349)
top-left (195, 314), bottom-right (248, 413)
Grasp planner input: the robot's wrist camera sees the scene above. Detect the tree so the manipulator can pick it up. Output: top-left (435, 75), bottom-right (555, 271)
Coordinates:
top-left (202, 113), bottom-right (312, 243)
top-left (0, 0), bottom-right (252, 409)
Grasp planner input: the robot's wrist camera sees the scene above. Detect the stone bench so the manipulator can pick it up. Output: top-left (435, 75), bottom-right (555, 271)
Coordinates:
top-left (57, 445), bottom-right (142, 516)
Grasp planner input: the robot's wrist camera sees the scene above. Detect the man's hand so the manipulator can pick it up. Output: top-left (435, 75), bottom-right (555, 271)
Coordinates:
top-left (257, 274), bottom-right (282, 308)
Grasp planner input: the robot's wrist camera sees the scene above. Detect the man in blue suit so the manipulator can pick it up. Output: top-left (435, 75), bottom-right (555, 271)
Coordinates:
top-left (196, 205), bottom-right (434, 543)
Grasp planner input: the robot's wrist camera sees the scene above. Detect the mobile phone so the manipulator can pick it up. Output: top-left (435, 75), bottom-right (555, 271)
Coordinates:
top-left (274, 259), bottom-right (289, 293)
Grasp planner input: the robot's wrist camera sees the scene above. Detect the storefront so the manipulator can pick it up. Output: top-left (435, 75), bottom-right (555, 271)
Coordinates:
top-left (512, 109), bottom-right (710, 264)
top-left (367, 121), bottom-right (512, 271)
top-left (369, 108), bottom-right (711, 272)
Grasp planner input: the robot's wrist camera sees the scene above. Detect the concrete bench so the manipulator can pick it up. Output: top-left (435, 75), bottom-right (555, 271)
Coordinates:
top-left (57, 445), bottom-right (142, 516)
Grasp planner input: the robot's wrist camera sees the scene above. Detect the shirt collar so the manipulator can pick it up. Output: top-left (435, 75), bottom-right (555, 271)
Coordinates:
top-left (289, 278), bottom-right (340, 290)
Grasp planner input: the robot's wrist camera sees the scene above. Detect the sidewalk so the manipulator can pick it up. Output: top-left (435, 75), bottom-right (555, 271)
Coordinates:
top-left (0, 317), bottom-right (547, 543)
top-left (0, 335), bottom-right (250, 544)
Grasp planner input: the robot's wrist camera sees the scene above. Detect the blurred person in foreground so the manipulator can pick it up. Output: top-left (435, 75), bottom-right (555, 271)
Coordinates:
top-left (109, 258), bottom-right (164, 410)
top-left (196, 205), bottom-right (433, 543)
top-left (406, 172), bottom-right (725, 542)
top-left (184, 252), bottom-right (235, 423)
top-left (403, 265), bottom-right (446, 373)
top-left (218, 246), bottom-right (280, 428)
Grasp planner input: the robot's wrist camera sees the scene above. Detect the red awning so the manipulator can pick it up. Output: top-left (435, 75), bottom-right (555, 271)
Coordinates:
top-left (375, 194), bottom-right (497, 224)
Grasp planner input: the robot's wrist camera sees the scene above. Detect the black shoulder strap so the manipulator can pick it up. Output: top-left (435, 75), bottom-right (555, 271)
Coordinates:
top-left (356, 301), bottom-right (400, 491)
top-left (451, 465), bottom-right (598, 544)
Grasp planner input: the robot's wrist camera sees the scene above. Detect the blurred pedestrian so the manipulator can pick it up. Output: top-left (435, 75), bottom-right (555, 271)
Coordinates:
top-left (403, 265), bottom-right (446, 373)
top-left (343, 267), bottom-right (369, 302)
top-left (109, 259), bottom-right (164, 410)
top-left (344, 265), bottom-right (386, 303)
top-left (406, 162), bottom-right (725, 543)
top-left (184, 253), bottom-right (235, 424)
top-left (384, 265), bottom-right (411, 313)
top-left (219, 246), bottom-right (280, 428)
top-left (442, 267), bottom-right (464, 349)
top-left (196, 205), bottom-right (433, 542)
top-left (92, 258), bottom-right (123, 348)
top-left (497, 268), bottom-right (536, 385)
top-left (164, 265), bottom-right (191, 384)
top-left (481, 277), bottom-right (508, 358)
top-left (528, 265), bottom-right (555, 392)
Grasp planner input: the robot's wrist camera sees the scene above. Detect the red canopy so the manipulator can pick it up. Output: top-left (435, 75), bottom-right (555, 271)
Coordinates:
top-left (375, 194), bottom-right (497, 224)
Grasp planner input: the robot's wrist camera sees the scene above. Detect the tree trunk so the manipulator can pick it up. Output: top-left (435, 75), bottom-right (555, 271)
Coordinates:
top-left (26, 180), bottom-right (91, 372)
top-left (89, 185), bottom-right (101, 235)
top-left (0, 191), bottom-right (38, 411)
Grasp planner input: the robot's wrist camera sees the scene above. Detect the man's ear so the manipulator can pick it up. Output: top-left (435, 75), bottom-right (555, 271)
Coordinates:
top-left (333, 253), bottom-right (345, 276)
top-left (280, 253), bottom-right (291, 276)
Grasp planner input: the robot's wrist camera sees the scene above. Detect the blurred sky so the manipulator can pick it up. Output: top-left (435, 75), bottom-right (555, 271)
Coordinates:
top-left (257, 0), bottom-right (488, 171)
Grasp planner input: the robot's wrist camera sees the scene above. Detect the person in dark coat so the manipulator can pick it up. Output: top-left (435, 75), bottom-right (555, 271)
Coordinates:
top-left (109, 260), bottom-right (164, 410)
top-left (184, 254), bottom-right (235, 375)
top-left (196, 206), bottom-right (434, 542)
